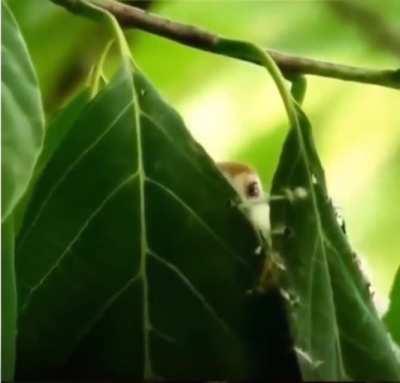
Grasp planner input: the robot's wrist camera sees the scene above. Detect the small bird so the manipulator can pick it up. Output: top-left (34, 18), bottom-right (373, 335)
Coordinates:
top-left (218, 161), bottom-right (281, 291)
top-left (217, 161), bottom-right (270, 238)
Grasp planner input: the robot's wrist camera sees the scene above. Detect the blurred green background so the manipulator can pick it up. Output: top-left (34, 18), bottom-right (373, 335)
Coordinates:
top-left (9, 0), bottom-right (400, 310)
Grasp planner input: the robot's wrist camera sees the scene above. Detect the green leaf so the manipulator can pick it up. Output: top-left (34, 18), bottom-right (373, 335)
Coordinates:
top-left (37, 91), bottom-right (90, 177)
top-left (14, 91), bottom-right (90, 235)
top-left (1, 216), bottom-right (17, 382)
top-left (15, 61), bottom-right (278, 380)
top-left (384, 267), bottom-right (400, 347)
top-left (270, 106), bottom-right (400, 380)
top-left (1, 1), bottom-right (44, 222)
top-left (1, 3), bottom-right (43, 380)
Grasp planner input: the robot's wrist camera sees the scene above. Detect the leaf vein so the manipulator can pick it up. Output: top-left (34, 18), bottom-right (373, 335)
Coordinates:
top-left (149, 250), bottom-right (235, 338)
top-left (19, 172), bottom-right (139, 314)
top-left (146, 177), bottom-right (250, 269)
top-left (74, 272), bottom-right (141, 348)
top-left (17, 99), bottom-right (135, 251)
top-left (140, 112), bottom-right (205, 177)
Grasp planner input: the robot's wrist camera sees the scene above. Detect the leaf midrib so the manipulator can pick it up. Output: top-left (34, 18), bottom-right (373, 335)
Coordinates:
top-left (128, 64), bottom-right (241, 378)
top-left (128, 62), bottom-right (153, 378)
top-left (286, 112), bottom-right (347, 378)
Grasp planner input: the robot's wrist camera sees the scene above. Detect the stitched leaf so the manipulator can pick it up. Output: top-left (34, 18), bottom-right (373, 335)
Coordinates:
top-left (270, 106), bottom-right (400, 380)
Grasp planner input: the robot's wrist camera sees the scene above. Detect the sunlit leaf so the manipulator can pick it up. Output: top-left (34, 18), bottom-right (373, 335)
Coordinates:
top-left (384, 267), bottom-right (400, 347)
top-left (270, 106), bottom-right (400, 380)
top-left (14, 60), bottom-right (297, 380)
top-left (1, 1), bottom-right (44, 221)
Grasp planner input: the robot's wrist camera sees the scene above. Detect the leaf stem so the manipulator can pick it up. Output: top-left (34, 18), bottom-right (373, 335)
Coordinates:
top-left (89, 39), bottom-right (114, 97)
top-left (51, 0), bottom-right (400, 90)
top-left (217, 39), bottom-right (299, 132)
top-left (80, 0), bottom-right (131, 59)
top-left (289, 75), bottom-right (307, 105)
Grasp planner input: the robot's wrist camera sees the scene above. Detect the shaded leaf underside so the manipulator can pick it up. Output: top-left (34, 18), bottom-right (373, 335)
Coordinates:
top-left (16, 61), bottom-right (263, 380)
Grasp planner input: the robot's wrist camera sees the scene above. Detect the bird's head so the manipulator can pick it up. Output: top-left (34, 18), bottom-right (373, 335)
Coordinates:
top-left (217, 161), bottom-right (264, 203)
top-left (217, 161), bottom-right (270, 236)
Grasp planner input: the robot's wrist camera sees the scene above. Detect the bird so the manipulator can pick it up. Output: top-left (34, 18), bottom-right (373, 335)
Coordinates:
top-left (217, 161), bottom-right (285, 291)
top-left (217, 161), bottom-right (270, 239)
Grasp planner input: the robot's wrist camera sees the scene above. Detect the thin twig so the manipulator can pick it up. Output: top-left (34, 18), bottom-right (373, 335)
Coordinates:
top-left (52, 0), bottom-right (400, 89)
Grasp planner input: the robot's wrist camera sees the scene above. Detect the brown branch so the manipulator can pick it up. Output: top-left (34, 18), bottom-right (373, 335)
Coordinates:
top-left (52, 0), bottom-right (400, 89)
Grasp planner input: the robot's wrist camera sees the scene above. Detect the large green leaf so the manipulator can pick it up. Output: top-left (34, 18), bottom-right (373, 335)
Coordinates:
top-left (35, 91), bottom-right (90, 178)
top-left (15, 60), bottom-right (298, 379)
top-left (14, 91), bottom-right (90, 235)
top-left (1, 217), bottom-right (17, 382)
top-left (270, 106), bottom-right (400, 380)
top-left (1, 4), bottom-right (44, 380)
top-left (385, 267), bottom-right (400, 347)
top-left (1, 1), bottom-right (44, 221)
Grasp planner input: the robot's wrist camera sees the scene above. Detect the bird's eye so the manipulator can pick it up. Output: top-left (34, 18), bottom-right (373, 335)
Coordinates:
top-left (246, 181), bottom-right (260, 198)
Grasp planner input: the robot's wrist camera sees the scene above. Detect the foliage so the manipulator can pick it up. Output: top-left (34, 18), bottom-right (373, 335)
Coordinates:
top-left (1, 1), bottom-right (44, 221)
top-left (2, 1), bottom-right (400, 381)
top-left (270, 105), bottom-right (400, 380)
top-left (385, 267), bottom-right (400, 347)
top-left (15, 58), bottom-right (263, 379)
top-left (1, 3), bottom-right (44, 380)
